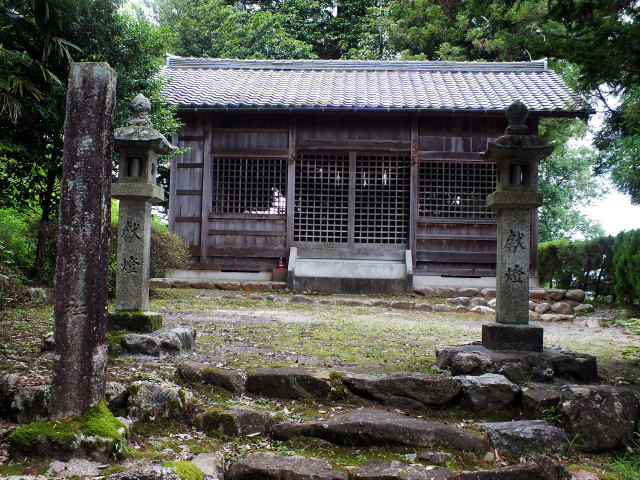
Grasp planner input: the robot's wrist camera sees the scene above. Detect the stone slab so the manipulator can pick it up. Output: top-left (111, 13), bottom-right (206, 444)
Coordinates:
top-left (270, 409), bottom-right (487, 452)
top-left (226, 452), bottom-right (348, 480)
top-left (478, 420), bottom-right (567, 454)
top-left (482, 323), bottom-right (543, 352)
top-left (245, 367), bottom-right (331, 399)
top-left (436, 344), bottom-right (597, 383)
top-left (108, 311), bottom-right (162, 333)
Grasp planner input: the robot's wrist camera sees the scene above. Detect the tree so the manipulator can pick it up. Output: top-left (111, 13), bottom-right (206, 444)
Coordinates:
top-left (0, 0), bottom-right (179, 280)
top-left (155, 0), bottom-right (315, 59)
top-left (538, 118), bottom-right (604, 241)
top-left (543, 0), bottom-right (640, 204)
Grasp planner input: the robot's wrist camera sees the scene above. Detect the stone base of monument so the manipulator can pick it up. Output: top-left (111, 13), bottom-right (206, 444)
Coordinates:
top-left (108, 311), bottom-right (162, 333)
top-left (436, 343), bottom-right (598, 383)
top-left (482, 323), bottom-right (543, 352)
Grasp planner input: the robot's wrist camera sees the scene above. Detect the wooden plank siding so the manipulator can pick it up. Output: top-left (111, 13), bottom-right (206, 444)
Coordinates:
top-left (169, 111), bottom-right (540, 278)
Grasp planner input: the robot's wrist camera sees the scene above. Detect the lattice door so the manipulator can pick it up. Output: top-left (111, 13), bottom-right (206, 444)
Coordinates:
top-left (294, 153), bottom-right (349, 243)
top-left (419, 161), bottom-right (496, 219)
top-left (355, 154), bottom-right (410, 244)
top-left (294, 152), bottom-right (410, 245)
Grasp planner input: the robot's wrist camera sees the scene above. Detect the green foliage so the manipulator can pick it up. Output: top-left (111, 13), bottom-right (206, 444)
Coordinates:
top-left (0, 0), bottom-right (180, 283)
top-left (538, 236), bottom-right (614, 297)
top-left (162, 461), bottom-right (203, 480)
top-left (613, 229), bottom-right (640, 305)
top-left (538, 118), bottom-right (604, 241)
top-left (155, 0), bottom-right (315, 60)
top-left (0, 208), bottom-right (34, 269)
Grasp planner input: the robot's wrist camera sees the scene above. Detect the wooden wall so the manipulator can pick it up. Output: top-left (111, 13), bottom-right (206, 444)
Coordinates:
top-left (169, 110), bottom-right (539, 277)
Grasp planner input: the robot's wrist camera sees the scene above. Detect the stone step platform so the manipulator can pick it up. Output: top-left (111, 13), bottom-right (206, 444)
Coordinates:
top-left (105, 454), bottom-right (569, 480)
top-left (270, 409), bottom-right (488, 452)
top-left (436, 343), bottom-right (598, 383)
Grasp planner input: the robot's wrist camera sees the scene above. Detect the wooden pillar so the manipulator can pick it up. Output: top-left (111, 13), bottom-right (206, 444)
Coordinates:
top-left (410, 116), bottom-right (419, 267)
top-left (200, 113), bottom-right (212, 264)
top-left (286, 114), bottom-right (296, 248)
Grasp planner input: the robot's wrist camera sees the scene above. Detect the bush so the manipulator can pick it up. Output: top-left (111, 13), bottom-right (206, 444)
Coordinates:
top-left (538, 236), bottom-right (614, 298)
top-left (149, 220), bottom-right (191, 277)
top-left (0, 208), bottom-right (35, 270)
top-left (613, 229), bottom-right (640, 305)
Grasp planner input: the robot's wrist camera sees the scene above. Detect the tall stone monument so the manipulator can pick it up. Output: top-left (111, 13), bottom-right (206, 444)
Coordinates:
top-left (481, 101), bottom-right (554, 352)
top-left (51, 63), bottom-right (116, 418)
top-left (110, 94), bottom-right (176, 331)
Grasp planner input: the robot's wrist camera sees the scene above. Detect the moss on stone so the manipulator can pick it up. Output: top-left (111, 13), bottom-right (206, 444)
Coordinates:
top-left (108, 311), bottom-right (162, 333)
top-left (9, 418), bottom-right (78, 452)
top-left (200, 409), bottom-right (238, 436)
top-left (163, 460), bottom-right (203, 480)
top-left (9, 399), bottom-right (128, 458)
top-left (81, 399), bottom-right (129, 440)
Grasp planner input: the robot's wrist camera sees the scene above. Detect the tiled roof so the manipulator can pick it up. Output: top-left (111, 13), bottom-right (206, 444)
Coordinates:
top-left (161, 56), bottom-right (586, 115)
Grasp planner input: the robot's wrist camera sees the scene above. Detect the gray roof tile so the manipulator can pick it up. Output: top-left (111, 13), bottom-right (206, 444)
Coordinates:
top-left (160, 56), bottom-right (586, 114)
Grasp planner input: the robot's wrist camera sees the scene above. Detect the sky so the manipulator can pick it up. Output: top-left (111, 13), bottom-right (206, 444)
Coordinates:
top-left (582, 182), bottom-right (640, 235)
top-left (577, 93), bottom-right (640, 236)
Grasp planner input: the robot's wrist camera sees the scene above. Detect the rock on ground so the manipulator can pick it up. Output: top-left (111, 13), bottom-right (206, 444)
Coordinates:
top-left (177, 362), bottom-right (245, 393)
top-left (417, 452), bottom-right (452, 466)
top-left (226, 452), bottom-right (348, 480)
top-left (121, 326), bottom-right (196, 356)
top-left (341, 372), bottom-right (461, 409)
top-left (565, 289), bottom-right (585, 302)
top-left (559, 385), bottom-right (640, 452)
top-left (437, 344), bottom-right (596, 383)
top-left (49, 458), bottom-right (102, 478)
top-left (452, 463), bottom-right (542, 479)
top-left (245, 367), bottom-right (331, 399)
top-left (127, 381), bottom-right (193, 420)
top-left (271, 408), bottom-right (487, 452)
top-left (11, 385), bottom-right (50, 423)
top-left (353, 460), bottom-right (452, 479)
top-left (108, 466), bottom-right (182, 480)
top-left (198, 406), bottom-right (272, 436)
top-left (457, 374), bottom-right (520, 411)
top-left (521, 387), bottom-right (560, 419)
top-left (191, 452), bottom-right (225, 479)
top-left (0, 373), bottom-right (20, 419)
top-left (104, 382), bottom-right (128, 415)
top-left (478, 420), bottom-right (567, 454)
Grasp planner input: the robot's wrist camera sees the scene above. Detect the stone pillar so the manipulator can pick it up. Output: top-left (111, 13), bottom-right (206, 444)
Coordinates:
top-left (481, 101), bottom-right (553, 352)
top-left (115, 199), bottom-right (153, 312)
top-left (51, 63), bottom-right (116, 418)
top-left (110, 94), bottom-right (175, 331)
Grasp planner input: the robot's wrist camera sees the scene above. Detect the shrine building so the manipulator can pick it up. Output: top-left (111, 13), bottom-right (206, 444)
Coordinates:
top-left (160, 56), bottom-right (586, 293)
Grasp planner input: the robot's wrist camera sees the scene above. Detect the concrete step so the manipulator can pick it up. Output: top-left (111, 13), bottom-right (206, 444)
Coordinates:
top-left (290, 248), bottom-right (412, 294)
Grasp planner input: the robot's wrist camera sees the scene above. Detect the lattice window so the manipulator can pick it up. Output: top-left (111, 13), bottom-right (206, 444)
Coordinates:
top-left (212, 157), bottom-right (287, 214)
top-left (355, 155), bottom-right (410, 244)
top-left (419, 161), bottom-right (496, 219)
top-left (294, 153), bottom-right (349, 243)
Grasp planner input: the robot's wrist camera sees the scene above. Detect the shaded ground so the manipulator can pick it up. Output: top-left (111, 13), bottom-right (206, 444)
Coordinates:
top-left (1, 288), bottom-right (639, 478)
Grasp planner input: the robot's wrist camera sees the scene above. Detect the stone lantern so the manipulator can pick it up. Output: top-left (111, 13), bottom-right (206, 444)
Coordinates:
top-left (110, 94), bottom-right (176, 330)
top-left (481, 101), bottom-right (554, 352)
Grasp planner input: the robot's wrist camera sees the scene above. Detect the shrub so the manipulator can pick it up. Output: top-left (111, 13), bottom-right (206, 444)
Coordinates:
top-left (149, 220), bottom-right (191, 278)
top-left (0, 208), bottom-right (35, 270)
top-left (538, 236), bottom-right (614, 298)
top-left (613, 229), bottom-right (640, 305)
